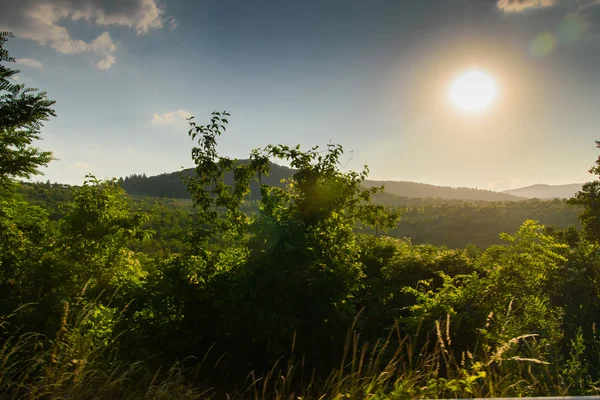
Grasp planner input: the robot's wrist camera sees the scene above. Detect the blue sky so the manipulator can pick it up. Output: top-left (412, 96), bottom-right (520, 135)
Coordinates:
top-left (3, 0), bottom-right (600, 190)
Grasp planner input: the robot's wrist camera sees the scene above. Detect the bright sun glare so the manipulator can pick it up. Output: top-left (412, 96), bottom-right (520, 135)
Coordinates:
top-left (449, 70), bottom-right (498, 113)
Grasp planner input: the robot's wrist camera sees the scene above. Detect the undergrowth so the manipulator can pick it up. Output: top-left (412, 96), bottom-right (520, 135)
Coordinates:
top-left (0, 305), bottom-right (590, 399)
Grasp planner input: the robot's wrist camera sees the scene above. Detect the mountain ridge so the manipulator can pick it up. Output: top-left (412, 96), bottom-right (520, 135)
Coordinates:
top-left (119, 161), bottom-right (525, 202)
top-left (119, 162), bottom-right (587, 201)
top-left (503, 183), bottom-right (584, 199)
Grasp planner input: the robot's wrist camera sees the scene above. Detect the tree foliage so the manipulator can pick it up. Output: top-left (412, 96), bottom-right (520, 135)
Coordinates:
top-left (569, 140), bottom-right (600, 243)
top-left (0, 32), bottom-right (55, 187)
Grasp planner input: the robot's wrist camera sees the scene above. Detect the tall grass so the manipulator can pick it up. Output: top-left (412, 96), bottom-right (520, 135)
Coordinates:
top-left (0, 306), bottom-right (587, 399)
top-left (0, 301), bottom-right (209, 399)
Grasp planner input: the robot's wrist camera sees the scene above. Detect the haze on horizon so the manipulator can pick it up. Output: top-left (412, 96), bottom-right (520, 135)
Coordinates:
top-left (2, 0), bottom-right (600, 191)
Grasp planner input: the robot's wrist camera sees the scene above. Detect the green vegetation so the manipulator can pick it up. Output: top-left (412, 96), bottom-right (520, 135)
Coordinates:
top-left (17, 183), bottom-right (581, 252)
top-left (0, 31), bottom-right (54, 189)
top-left (384, 197), bottom-right (580, 248)
top-left (2, 32), bottom-right (600, 399)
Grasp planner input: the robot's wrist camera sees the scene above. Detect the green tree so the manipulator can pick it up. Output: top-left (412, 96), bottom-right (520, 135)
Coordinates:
top-left (0, 31), bottom-right (55, 188)
top-left (569, 141), bottom-right (600, 243)
top-left (54, 175), bottom-right (153, 294)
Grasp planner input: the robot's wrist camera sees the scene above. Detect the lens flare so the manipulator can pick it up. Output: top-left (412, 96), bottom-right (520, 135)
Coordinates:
top-left (530, 32), bottom-right (557, 58)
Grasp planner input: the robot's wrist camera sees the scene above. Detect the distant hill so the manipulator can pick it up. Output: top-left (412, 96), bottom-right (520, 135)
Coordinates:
top-left (363, 180), bottom-right (522, 202)
top-left (503, 183), bottom-right (584, 199)
top-left (120, 161), bottom-right (524, 202)
top-left (120, 162), bottom-right (295, 200)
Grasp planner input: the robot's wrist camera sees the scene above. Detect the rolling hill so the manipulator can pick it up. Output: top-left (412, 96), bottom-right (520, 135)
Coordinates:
top-left (503, 183), bottom-right (584, 199)
top-left (363, 180), bottom-right (522, 201)
top-left (120, 161), bottom-right (524, 201)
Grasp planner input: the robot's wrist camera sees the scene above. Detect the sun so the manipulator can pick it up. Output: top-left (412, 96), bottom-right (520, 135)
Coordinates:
top-left (449, 70), bottom-right (498, 113)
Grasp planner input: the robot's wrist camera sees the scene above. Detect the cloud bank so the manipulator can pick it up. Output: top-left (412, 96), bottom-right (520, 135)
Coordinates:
top-left (0, 0), bottom-right (170, 69)
top-left (151, 110), bottom-right (193, 125)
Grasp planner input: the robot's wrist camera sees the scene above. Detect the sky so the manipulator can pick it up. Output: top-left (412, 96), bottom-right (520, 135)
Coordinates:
top-left (2, 0), bottom-right (600, 191)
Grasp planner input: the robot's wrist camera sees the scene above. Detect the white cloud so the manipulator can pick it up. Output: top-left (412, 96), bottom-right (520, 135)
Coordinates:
top-left (15, 58), bottom-right (43, 69)
top-left (89, 31), bottom-right (117, 54)
top-left (497, 0), bottom-right (557, 12)
top-left (71, 161), bottom-right (90, 169)
top-left (95, 54), bottom-right (116, 70)
top-left (151, 109), bottom-right (193, 125)
top-left (0, 0), bottom-right (172, 69)
top-left (89, 32), bottom-right (117, 69)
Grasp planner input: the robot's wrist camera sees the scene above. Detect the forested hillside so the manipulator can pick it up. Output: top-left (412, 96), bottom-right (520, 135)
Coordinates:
top-left (120, 162), bottom-right (295, 200)
top-left (383, 197), bottom-right (581, 248)
top-left (121, 165), bottom-right (524, 202)
top-left (4, 33), bottom-right (600, 399)
top-left (19, 181), bottom-right (581, 251)
top-left (363, 180), bottom-right (522, 201)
